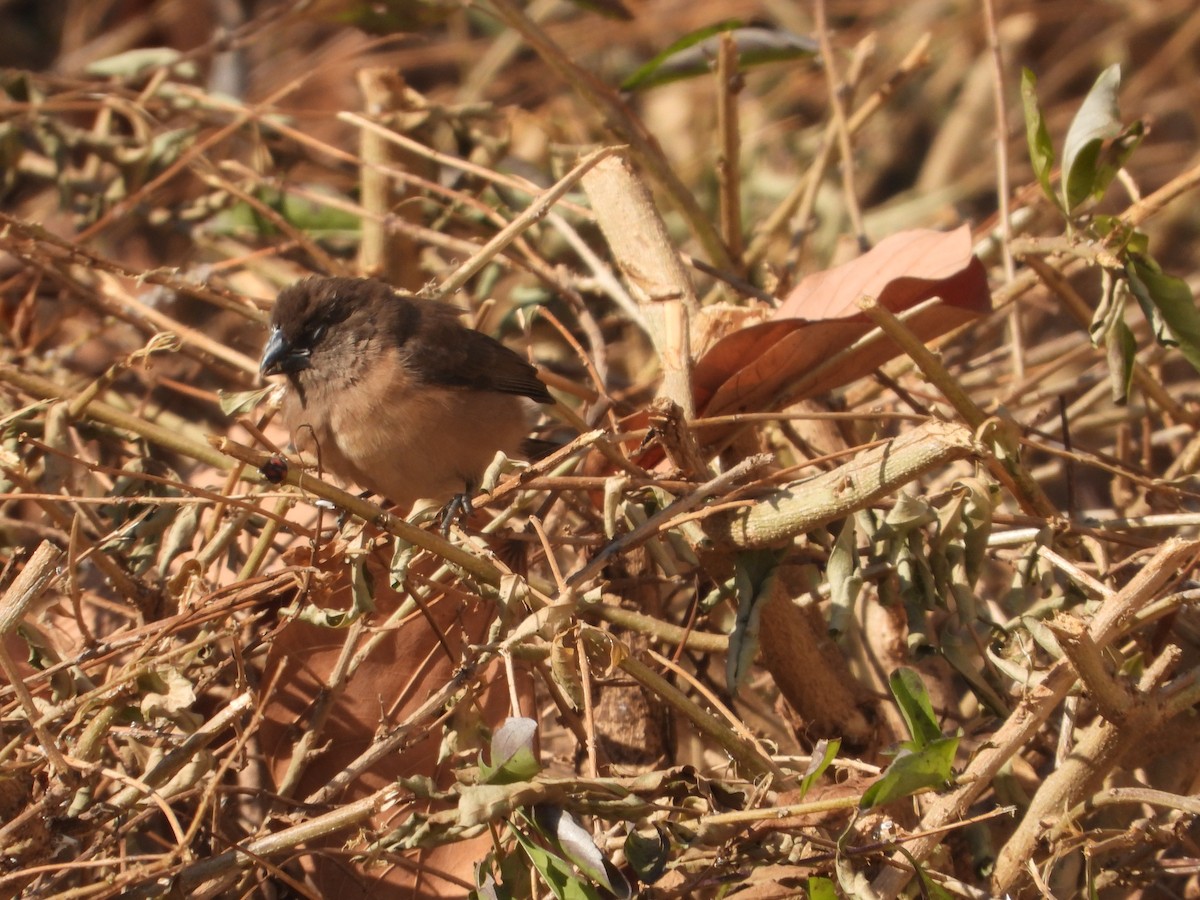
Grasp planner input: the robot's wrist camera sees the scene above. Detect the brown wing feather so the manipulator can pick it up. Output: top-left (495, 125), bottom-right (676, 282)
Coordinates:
top-left (394, 300), bottom-right (553, 403)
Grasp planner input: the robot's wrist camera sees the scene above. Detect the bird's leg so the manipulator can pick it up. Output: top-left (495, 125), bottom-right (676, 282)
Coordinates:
top-left (439, 479), bottom-right (476, 536)
top-left (332, 489), bottom-right (378, 531)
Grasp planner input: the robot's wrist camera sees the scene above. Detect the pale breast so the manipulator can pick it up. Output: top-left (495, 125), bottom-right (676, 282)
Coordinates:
top-left (336, 386), bottom-right (532, 506)
top-left (282, 350), bottom-right (532, 509)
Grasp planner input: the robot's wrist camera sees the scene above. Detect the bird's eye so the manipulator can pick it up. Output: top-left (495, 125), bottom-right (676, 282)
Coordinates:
top-left (308, 323), bottom-right (327, 344)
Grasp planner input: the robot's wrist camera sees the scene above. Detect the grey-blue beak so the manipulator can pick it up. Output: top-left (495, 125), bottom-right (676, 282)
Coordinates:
top-left (259, 326), bottom-right (308, 377)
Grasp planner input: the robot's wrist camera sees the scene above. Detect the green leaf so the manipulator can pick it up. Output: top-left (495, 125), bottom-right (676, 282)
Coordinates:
top-left (1127, 254), bottom-right (1200, 375)
top-left (620, 23), bottom-right (818, 92)
top-left (1088, 271), bottom-right (1136, 404)
top-left (896, 542), bottom-right (937, 654)
top-left (1106, 313), bottom-right (1137, 405)
top-left (896, 844), bottom-right (957, 900)
top-left (157, 502), bottom-right (202, 578)
top-left (859, 736), bottom-right (959, 809)
top-left (956, 478), bottom-right (995, 589)
top-left (1020, 68), bottom-right (1058, 210)
top-left (537, 807), bottom-right (630, 898)
top-left (472, 871), bottom-right (504, 900)
top-left (275, 187), bottom-right (363, 234)
top-left (480, 717), bottom-right (540, 784)
top-left (797, 738), bottom-right (840, 799)
top-left (1090, 268), bottom-right (1120, 343)
top-left (889, 667), bottom-right (942, 749)
top-left (939, 626), bottom-right (1010, 718)
top-left (1127, 269), bottom-right (1169, 346)
top-left (726, 550), bottom-right (779, 694)
top-left (827, 518), bottom-right (862, 625)
top-left (807, 876), bottom-right (840, 900)
top-left (510, 819), bottom-right (604, 900)
top-left (865, 667), bottom-right (960, 809)
top-left (1098, 120), bottom-right (1144, 195)
top-left (208, 185), bottom-right (361, 239)
top-left (624, 826), bottom-right (670, 884)
top-left (622, 20), bottom-right (742, 91)
top-left (85, 47), bottom-right (196, 80)
top-left (1062, 64), bottom-right (1126, 212)
top-left (495, 844), bottom-right (534, 898)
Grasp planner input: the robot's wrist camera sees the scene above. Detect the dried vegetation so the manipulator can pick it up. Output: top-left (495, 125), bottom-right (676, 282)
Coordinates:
top-left (2, 0), bottom-right (1200, 898)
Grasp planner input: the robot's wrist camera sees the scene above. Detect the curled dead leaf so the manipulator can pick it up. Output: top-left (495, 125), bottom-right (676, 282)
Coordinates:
top-left (693, 226), bottom-right (990, 419)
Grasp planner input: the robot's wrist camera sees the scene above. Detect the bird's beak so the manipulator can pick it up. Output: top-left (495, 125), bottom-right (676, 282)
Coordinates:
top-left (259, 326), bottom-right (309, 377)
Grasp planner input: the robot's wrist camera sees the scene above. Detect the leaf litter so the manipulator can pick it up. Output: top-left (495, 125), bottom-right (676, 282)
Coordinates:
top-left (0, 3), bottom-right (1199, 899)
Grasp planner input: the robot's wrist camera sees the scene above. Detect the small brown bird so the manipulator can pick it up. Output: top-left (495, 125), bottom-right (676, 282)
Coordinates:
top-left (260, 276), bottom-right (553, 512)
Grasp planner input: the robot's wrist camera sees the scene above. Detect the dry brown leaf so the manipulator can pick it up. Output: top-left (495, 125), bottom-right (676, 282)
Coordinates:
top-left (257, 545), bottom-right (519, 898)
top-left (693, 226), bottom-right (990, 417)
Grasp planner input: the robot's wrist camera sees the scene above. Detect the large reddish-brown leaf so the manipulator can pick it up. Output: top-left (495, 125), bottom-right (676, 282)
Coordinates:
top-left (257, 541), bottom-right (527, 898)
top-left (693, 226), bottom-right (990, 417)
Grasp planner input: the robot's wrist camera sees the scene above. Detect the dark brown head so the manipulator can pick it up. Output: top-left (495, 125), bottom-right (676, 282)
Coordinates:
top-left (261, 276), bottom-right (553, 405)
top-left (260, 277), bottom-right (403, 380)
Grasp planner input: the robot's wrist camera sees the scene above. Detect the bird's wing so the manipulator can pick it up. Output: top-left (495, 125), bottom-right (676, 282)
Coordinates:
top-left (401, 302), bottom-right (553, 404)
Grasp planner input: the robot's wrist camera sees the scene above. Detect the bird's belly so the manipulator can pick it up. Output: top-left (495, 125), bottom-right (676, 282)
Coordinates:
top-left (325, 386), bottom-right (531, 508)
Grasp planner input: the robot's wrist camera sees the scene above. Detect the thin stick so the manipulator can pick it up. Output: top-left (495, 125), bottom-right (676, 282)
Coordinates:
top-left (814, 0), bottom-right (869, 251)
top-left (715, 33), bottom-right (744, 267)
top-left (437, 146), bottom-right (619, 297)
top-left (0, 543), bottom-right (70, 777)
top-left (870, 538), bottom-right (1200, 898)
top-left (981, 0), bottom-right (1024, 387)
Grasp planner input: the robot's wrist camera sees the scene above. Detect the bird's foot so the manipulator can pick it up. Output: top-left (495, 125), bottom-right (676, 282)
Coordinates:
top-left (439, 487), bottom-right (475, 536)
